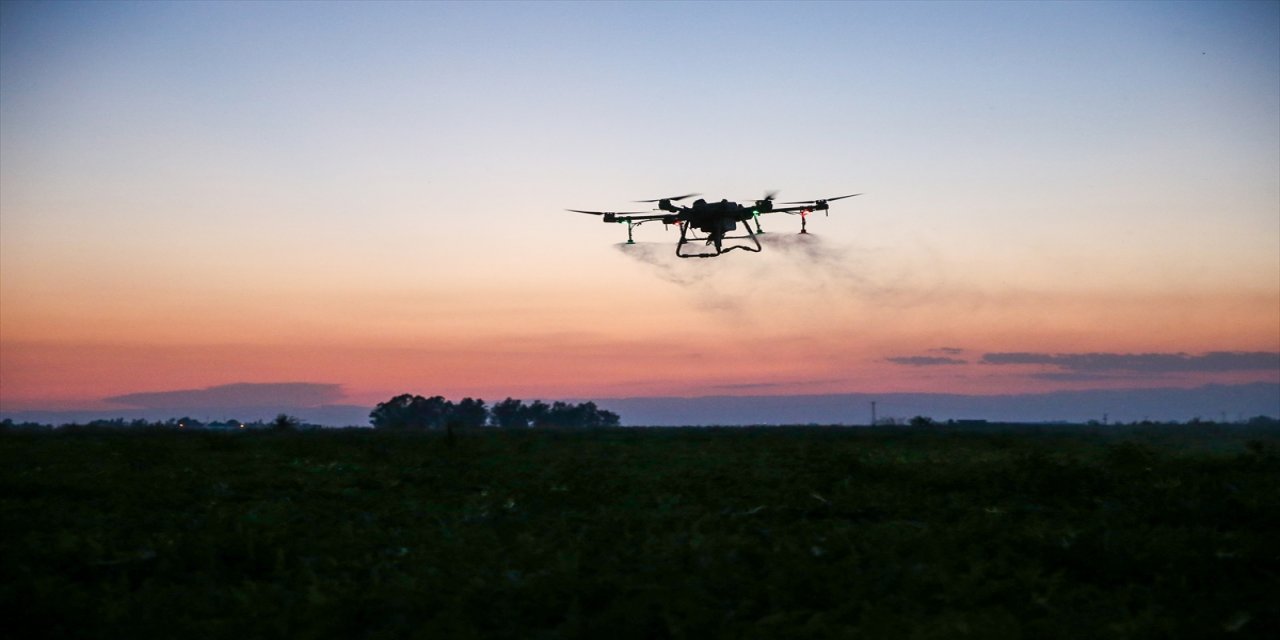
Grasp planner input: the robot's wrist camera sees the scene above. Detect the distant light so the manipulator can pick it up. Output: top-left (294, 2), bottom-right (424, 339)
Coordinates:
top-left (239, 424), bottom-right (245, 429)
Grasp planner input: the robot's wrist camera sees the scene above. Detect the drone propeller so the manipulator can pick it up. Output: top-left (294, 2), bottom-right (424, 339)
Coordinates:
top-left (749, 190), bottom-right (779, 205)
top-left (780, 193), bottom-right (862, 205)
top-left (567, 209), bottom-right (648, 216)
top-left (745, 189), bottom-right (779, 216)
top-left (634, 193), bottom-right (700, 203)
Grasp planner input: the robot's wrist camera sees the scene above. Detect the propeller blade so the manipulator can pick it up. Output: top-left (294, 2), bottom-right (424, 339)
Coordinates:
top-left (567, 209), bottom-right (647, 215)
top-left (780, 193), bottom-right (862, 205)
top-left (634, 192), bottom-right (700, 203)
top-left (763, 190), bottom-right (779, 201)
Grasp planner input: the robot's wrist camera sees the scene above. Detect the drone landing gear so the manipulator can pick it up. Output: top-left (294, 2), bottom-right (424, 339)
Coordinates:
top-left (675, 222), bottom-right (762, 259)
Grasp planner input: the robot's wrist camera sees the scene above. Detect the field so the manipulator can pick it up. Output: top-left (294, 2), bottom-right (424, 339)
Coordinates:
top-left (2, 425), bottom-right (1278, 639)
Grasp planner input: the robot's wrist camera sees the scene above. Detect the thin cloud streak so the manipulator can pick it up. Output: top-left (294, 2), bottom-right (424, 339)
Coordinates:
top-left (981, 351), bottom-right (1280, 373)
top-left (106, 382), bottom-right (345, 409)
top-left (705, 379), bottom-right (844, 392)
top-left (886, 356), bottom-right (968, 366)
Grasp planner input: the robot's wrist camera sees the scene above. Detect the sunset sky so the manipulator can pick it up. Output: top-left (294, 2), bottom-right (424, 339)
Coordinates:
top-left (2, 1), bottom-right (1277, 419)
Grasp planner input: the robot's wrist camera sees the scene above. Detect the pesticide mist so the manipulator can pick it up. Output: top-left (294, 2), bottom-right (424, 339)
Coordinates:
top-left (614, 233), bottom-right (941, 318)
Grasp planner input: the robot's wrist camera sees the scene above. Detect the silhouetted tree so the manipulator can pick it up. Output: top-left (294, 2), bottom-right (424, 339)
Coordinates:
top-left (369, 394), bottom-right (454, 430)
top-left (451, 397), bottom-right (488, 428)
top-left (371, 394), bottom-right (422, 429)
top-left (416, 396), bottom-right (452, 429)
top-left (491, 398), bottom-right (527, 428)
top-left (1, 418), bottom-right (52, 431)
top-left (579, 401), bottom-right (620, 427)
top-left (536, 400), bottom-right (619, 428)
top-left (372, 394), bottom-right (621, 430)
top-left (272, 414), bottom-right (300, 432)
top-left (546, 401), bottom-right (587, 428)
top-left (524, 400), bottom-right (551, 427)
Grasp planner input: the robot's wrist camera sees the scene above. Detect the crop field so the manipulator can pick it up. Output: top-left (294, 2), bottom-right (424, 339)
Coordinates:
top-left (3, 425), bottom-right (1278, 639)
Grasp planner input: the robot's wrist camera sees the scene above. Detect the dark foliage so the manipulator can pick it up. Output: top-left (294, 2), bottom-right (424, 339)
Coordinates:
top-left (2, 425), bottom-right (1277, 638)
top-left (368, 394), bottom-right (452, 430)
top-left (490, 397), bottom-right (527, 429)
top-left (536, 401), bottom-right (620, 428)
top-left (370, 395), bottom-right (618, 429)
top-left (271, 414), bottom-right (300, 432)
top-left (452, 397), bottom-right (489, 429)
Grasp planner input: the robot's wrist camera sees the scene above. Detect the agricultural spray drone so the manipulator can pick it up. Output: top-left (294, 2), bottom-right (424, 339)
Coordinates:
top-left (568, 191), bottom-right (860, 258)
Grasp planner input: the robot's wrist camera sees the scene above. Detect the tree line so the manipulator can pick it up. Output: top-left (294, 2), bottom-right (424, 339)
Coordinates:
top-left (0, 414), bottom-right (310, 431)
top-left (368, 395), bottom-right (620, 430)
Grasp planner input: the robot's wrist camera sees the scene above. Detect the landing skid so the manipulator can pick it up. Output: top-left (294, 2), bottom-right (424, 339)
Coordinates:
top-left (675, 222), bottom-right (762, 259)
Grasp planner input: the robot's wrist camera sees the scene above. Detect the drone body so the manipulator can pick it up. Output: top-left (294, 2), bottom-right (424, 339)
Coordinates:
top-left (569, 192), bottom-right (860, 258)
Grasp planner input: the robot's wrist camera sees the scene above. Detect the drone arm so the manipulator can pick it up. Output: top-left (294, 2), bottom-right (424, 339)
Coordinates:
top-left (609, 213), bottom-right (671, 223)
top-left (762, 205), bottom-right (813, 214)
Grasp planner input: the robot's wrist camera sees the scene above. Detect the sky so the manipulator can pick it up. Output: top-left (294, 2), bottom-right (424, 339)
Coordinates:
top-left (2, 0), bottom-right (1278, 422)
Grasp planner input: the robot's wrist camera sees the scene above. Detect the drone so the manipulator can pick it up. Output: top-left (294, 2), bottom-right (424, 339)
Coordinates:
top-left (568, 191), bottom-right (860, 258)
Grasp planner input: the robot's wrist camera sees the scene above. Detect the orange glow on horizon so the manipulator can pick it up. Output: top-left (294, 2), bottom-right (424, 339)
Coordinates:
top-left (3, 261), bottom-right (1278, 411)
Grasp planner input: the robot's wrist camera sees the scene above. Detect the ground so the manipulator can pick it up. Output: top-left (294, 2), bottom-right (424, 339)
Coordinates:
top-left (2, 424), bottom-right (1277, 638)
